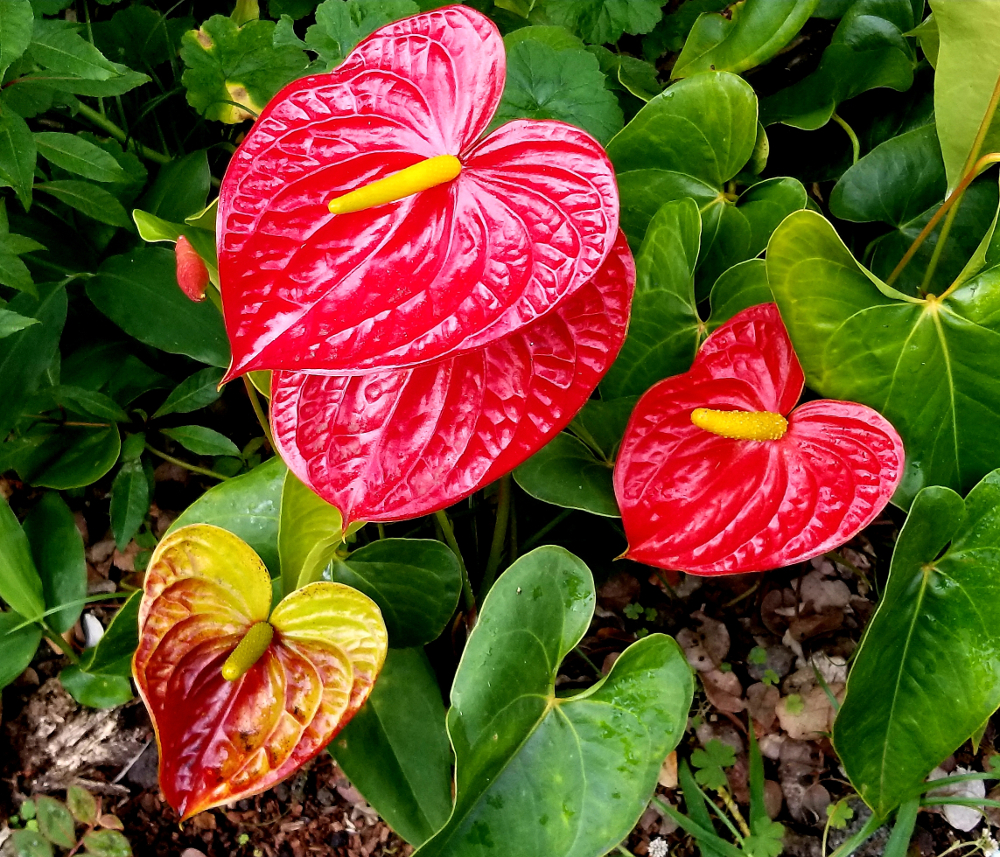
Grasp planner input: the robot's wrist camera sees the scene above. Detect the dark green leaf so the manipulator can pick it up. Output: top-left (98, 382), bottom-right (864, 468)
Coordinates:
top-left (494, 38), bottom-right (623, 144)
top-left (46, 385), bottom-right (130, 422)
top-left (830, 124), bottom-right (946, 226)
top-left (81, 829), bottom-right (131, 857)
top-left (152, 368), bottom-right (224, 418)
top-left (326, 539), bottom-right (462, 648)
top-left (673, 0), bottom-right (819, 78)
top-left (0, 251), bottom-right (33, 293)
top-left (835, 472), bottom-right (1000, 815)
top-left (332, 648), bottom-right (452, 846)
top-left (23, 493), bottom-right (86, 634)
top-left (110, 460), bottom-right (148, 550)
top-left (568, 397), bottom-right (637, 460)
top-left (586, 45), bottom-right (661, 102)
top-left (11, 828), bottom-right (54, 857)
top-left (0, 309), bottom-right (39, 340)
top-left (168, 456), bottom-right (286, 574)
top-left (35, 133), bottom-right (126, 183)
top-left (29, 23), bottom-right (123, 79)
top-left (0, 0), bottom-right (33, 79)
top-left (743, 817), bottom-right (786, 857)
top-left (35, 796), bottom-right (75, 849)
top-left (138, 151), bottom-right (210, 222)
top-left (87, 247), bottom-right (229, 368)
top-left (161, 425), bottom-right (240, 457)
top-left (66, 786), bottom-right (97, 826)
top-left (181, 15), bottom-right (307, 122)
top-left (504, 25), bottom-right (585, 52)
top-left (304, 0), bottom-right (418, 69)
top-left (36, 181), bottom-right (130, 227)
top-left (60, 664), bottom-right (132, 708)
top-left (514, 433), bottom-right (619, 517)
top-left (0, 104), bottom-right (35, 208)
top-left (0, 609), bottom-right (42, 689)
top-left (7, 423), bottom-right (121, 490)
top-left (78, 591), bottom-right (139, 677)
top-left (538, 0), bottom-right (663, 45)
top-left (414, 547), bottom-right (693, 857)
top-left (92, 5), bottom-right (192, 73)
top-left (0, 494), bottom-right (43, 621)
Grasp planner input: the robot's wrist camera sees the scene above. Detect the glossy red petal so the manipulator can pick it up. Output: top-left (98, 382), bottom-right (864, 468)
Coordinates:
top-left (218, 8), bottom-right (618, 379)
top-left (271, 231), bottom-right (635, 523)
top-left (175, 236), bottom-right (209, 301)
top-left (613, 304), bottom-right (904, 575)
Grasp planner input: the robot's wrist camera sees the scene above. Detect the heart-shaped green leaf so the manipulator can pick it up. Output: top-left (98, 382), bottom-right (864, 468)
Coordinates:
top-left (332, 647), bottom-right (452, 846)
top-left (133, 523), bottom-right (387, 818)
top-left (767, 209), bottom-right (1000, 506)
top-left (325, 539), bottom-right (461, 648)
top-left (414, 546), bottom-right (693, 857)
top-left (834, 469), bottom-right (1000, 817)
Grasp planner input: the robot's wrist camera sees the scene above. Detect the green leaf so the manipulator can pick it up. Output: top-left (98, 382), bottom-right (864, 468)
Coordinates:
top-left (181, 15), bottom-right (307, 122)
top-left (0, 252), bottom-right (34, 293)
top-left (66, 786), bottom-right (97, 826)
top-left (138, 151), bottom-right (210, 222)
top-left (304, 0), bottom-right (418, 69)
top-left (0, 282), bottom-right (67, 440)
top-left (673, 0), bottom-right (819, 78)
top-left (332, 647), bottom-right (452, 846)
top-left (504, 25), bottom-right (586, 52)
top-left (168, 456), bottom-right (286, 575)
top-left (930, 0), bottom-right (1000, 191)
top-left (278, 470), bottom-right (349, 596)
top-left (11, 828), bottom-right (54, 857)
top-left (160, 425), bottom-right (240, 457)
top-left (691, 739), bottom-right (736, 790)
top-left (153, 368), bottom-right (224, 418)
top-left (413, 547), bottom-right (694, 857)
top-left (0, 495), bottom-right (43, 621)
top-left (326, 539), bottom-right (462, 648)
top-left (677, 760), bottom-right (727, 857)
top-left (0, 104), bottom-right (35, 208)
top-left (586, 45), bottom-right (661, 102)
top-left (6, 423), bottom-right (122, 490)
top-left (35, 796), bottom-right (75, 849)
top-left (743, 817), bottom-right (786, 857)
top-left (36, 181), bottom-right (130, 227)
top-left (81, 829), bottom-right (131, 857)
top-left (608, 72), bottom-right (757, 187)
top-left (0, 609), bottom-right (41, 689)
top-left (537, 0), bottom-right (663, 45)
top-left (767, 208), bottom-right (1000, 505)
top-left (514, 433), bottom-right (619, 517)
top-left (86, 247), bottom-right (229, 368)
top-left (760, 0), bottom-right (917, 129)
top-left (834, 471), bottom-right (1000, 816)
top-left (29, 23), bottom-right (124, 79)
top-left (46, 385), bottom-right (130, 422)
top-left (22, 493), bottom-right (86, 634)
top-left (493, 38), bottom-right (623, 145)
top-left (35, 133), bottom-right (126, 183)
top-left (60, 663), bottom-right (133, 708)
top-left (829, 124), bottom-right (946, 226)
top-left (0, 307), bottom-right (38, 338)
top-left (78, 591), bottom-right (139, 677)
top-left (0, 0), bottom-right (33, 79)
top-left (110, 460), bottom-right (149, 550)
top-left (568, 397), bottom-right (637, 461)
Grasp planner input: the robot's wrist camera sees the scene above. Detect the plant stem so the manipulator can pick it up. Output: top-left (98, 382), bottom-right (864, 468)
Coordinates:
top-left (716, 787), bottom-right (751, 838)
top-left (74, 102), bottom-right (172, 164)
top-left (43, 628), bottom-right (79, 664)
top-left (479, 474), bottom-right (512, 601)
top-left (831, 113), bottom-right (860, 165)
top-left (145, 443), bottom-right (232, 480)
top-left (377, 523), bottom-right (386, 540)
top-left (243, 376), bottom-right (274, 449)
top-left (434, 510), bottom-right (476, 616)
top-left (521, 508), bottom-right (572, 552)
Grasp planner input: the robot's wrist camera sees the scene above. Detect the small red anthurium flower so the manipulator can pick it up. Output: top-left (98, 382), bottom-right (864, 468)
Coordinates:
top-left (217, 4), bottom-right (620, 381)
top-left (613, 303), bottom-right (905, 575)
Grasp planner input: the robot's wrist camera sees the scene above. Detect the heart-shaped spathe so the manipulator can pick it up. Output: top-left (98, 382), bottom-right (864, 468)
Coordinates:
top-left (613, 303), bottom-right (905, 574)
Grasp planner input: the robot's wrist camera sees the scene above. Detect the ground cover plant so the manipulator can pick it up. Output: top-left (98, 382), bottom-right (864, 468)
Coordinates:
top-left (4, 1), bottom-right (1000, 856)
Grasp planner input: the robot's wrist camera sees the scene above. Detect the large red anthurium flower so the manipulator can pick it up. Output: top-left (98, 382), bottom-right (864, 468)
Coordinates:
top-left (218, 4), bottom-right (620, 381)
top-left (613, 303), bottom-right (905, 575)
top-left (271, 231), bottom-right (635, 525)
top-left (132, 524), bottom-right (387, 819)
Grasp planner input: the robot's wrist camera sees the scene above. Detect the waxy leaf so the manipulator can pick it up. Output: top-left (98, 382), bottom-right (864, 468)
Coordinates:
top-left (133, 524), bottom-right (387, 818)
top-left (414, 546), bottom-right (693, 857)
top-left (0, 609), bottom-right (42, 690)
top-left (767, 209), bottom-right (1000, 505)
top-left (835, 470), bottom-right (1000, 817)
top-left (218, 6), bottom-right (619, 378)
top-left (614, 304), bottom-right (905, 574)
top-left (23, 493), bottom-right (86, 634)
top-left (271, 233), bottom-right (634, 524)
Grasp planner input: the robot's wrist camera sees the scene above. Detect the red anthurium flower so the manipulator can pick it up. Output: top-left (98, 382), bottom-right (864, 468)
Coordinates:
top-left (175, 235), bottom-right (210, 301)
top-left (133, 524), bottom-right (387, 819)
top-left (613, 304), bottom-right (905, 575)
top-left (217, 4), bottom-right (619, 381)
top-left (271, 231), bottom-right (634, 524)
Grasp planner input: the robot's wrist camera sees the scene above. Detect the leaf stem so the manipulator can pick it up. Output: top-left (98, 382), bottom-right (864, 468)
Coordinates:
top-left (74, 102), bottom-right (172, 164)
top-left (521, 508), bottom-right (572, 552)
top-left (479, 474), bottom-right (512, 601)
top-left (145, 443), bottom-right (232, 480)
top-left (43, 627), bottom-right (79, 664)
top-left (832, 113), bottom-right (860, 165)
top-left (243, 376), bottom-right (274, 449)
top-left (716, 787), bottom-right (750, 838)
top-left (434, 509), bottom-right (476, 617)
